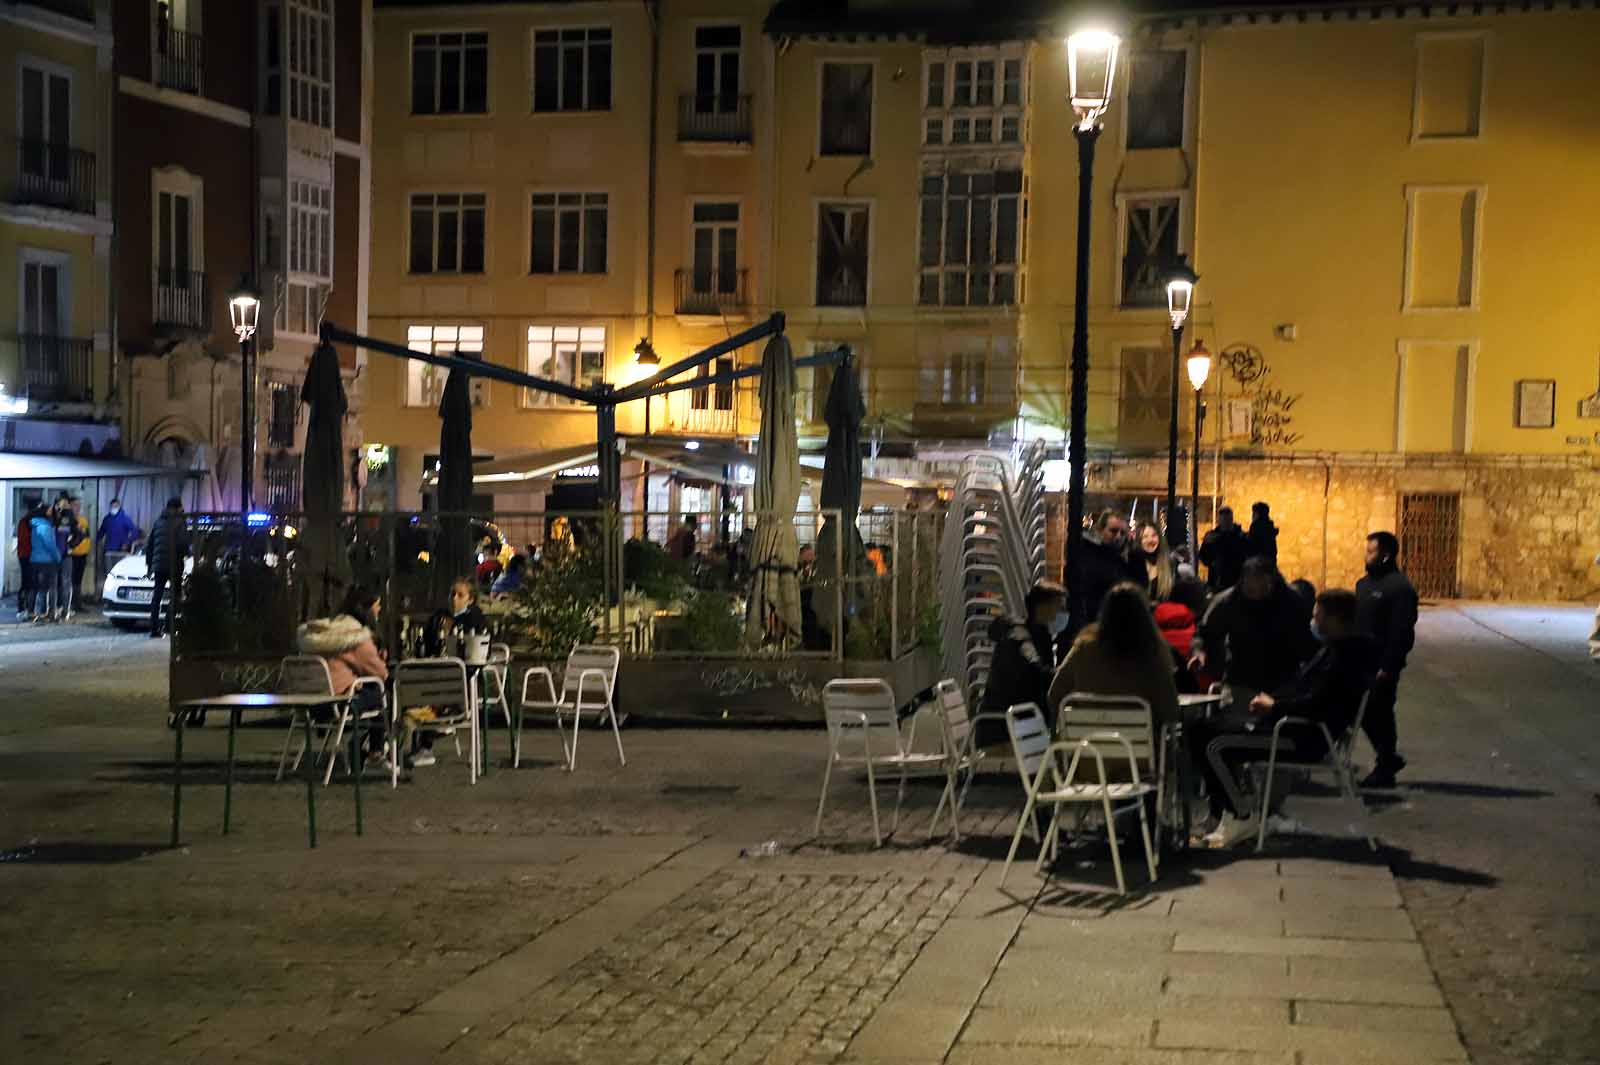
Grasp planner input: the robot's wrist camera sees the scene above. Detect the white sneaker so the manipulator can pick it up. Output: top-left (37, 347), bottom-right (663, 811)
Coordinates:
top-left (410, 750), bottom-right (437, 768)
top-left (1203, 812), bottom-right (1256, 849)
top-left (1265, 814), bottom-right (1304, 837)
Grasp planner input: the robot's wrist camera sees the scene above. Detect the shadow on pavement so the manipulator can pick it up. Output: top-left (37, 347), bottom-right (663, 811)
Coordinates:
top-left (0, 841), bottom-right (166, 864)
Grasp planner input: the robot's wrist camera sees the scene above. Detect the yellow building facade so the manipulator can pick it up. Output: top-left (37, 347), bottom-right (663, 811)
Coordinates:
top-left (363, 1), bottom-right (1600, 598)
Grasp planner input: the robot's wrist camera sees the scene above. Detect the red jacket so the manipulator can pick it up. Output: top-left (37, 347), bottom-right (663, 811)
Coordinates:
top-left (15, 518), bottom-right (30, 561)
top-left (1154, 601), bottom-right (1197, 659)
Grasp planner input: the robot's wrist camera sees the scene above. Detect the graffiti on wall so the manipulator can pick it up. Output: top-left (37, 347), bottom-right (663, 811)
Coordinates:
top-left (1220, 343), bottom-right (1305, 448)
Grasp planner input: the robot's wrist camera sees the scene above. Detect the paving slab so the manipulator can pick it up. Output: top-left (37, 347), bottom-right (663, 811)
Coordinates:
top-left (1295, 999), bottom-right (1460, 1034)
top-left (1155, 1019), bottom-right (1468, 1059)
top-left (1174, 931), bottom-right (1427, 961)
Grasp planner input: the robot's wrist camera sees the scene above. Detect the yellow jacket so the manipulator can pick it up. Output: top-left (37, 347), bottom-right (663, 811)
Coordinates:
top-left (70, 514), bottom-right (90, 556)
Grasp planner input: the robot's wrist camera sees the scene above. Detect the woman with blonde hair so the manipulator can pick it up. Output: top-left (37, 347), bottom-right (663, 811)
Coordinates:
top-left (1132, 521), bottom-right (1176, 603)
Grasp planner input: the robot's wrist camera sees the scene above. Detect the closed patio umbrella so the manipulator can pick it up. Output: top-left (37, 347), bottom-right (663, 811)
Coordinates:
top-left (744, 334), bottom-right (803, 644)
top-left (813, 354), bottom-right (866, 637)
top-left (299, 340), bottom-right (351, 616)
top-left (434, 365), bottom-right (475, 602)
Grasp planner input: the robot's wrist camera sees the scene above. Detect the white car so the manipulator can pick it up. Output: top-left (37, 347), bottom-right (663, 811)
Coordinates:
top-left (102, 553), bottom-right (195, 628)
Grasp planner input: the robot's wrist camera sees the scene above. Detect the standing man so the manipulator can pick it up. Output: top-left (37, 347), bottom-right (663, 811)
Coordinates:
top-left (1076, 511), bottom-right (1142, 632)
top-left (1355, 530), bottom-right (1418, 788)
top-left (65, 497), bottom-right (91, 613)
top-left (1198, 506), bottom-right (1250, 592)
top-left (144, 497), bottom-right (188, 638)
top-left (14, 507), bottom-right (34, 620)
top-left (1246, 502), bottom-right (1279, 565)
top-left (96, 497), bottom-right (142, 595)
top-left (27, 504), bottom-right (62, 620)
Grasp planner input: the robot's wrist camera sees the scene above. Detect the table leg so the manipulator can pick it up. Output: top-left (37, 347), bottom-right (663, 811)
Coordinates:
top-left (170, 711), bottom-right (185, 848)
top-left (223, 708), bottom-right (239, 835)
top-left (479, 675), bottom-right (491, 777)
top-left (351, 723), bottom-right (364, 837)
top-left (305, 711), bottom-right (319, 849)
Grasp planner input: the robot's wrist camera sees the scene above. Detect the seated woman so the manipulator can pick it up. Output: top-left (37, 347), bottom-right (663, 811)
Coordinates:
top-left (295, 585), bottom-right (390, 766)
top-left (1046, 582), bottom-right (1180, 751)
top-left (407, 578), bottom-right (489, 767)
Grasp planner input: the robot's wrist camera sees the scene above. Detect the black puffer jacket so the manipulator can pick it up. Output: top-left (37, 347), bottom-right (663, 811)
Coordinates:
top-left (1194, 581), bottom-right (1316, 693)
top-left (1076, 533), bottom-right (1142, 624)
top-left (1198, 524), bottom-right (1250, 591)
top-left (143, 512), bottom-right (190, 575)
top-left (1247, 517), bottom-right (1279, 564)
top-left (1356, 563), bottom-right (1419, 675)
top-left (977, 615), bottom-right (1055, 748)
top-left (1263, 634), bottom-right (1379, 751)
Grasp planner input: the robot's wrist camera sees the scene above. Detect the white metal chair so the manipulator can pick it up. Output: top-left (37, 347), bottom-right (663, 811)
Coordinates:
top-left (393, 658), bottom-right (477, 784)
top-left (1255, 692), bottom-right (1377, 852)
top-left (814, 678), bottom-right (945, 847)
top-left (479, 642), bottom-right (512, 724)
top-left (1000, 695), bottom-right (1159, 895)
top-left (925, 678), bottom-right (1009, 843)
top-left (274, 655), bottom-right (387, 786)
top-left (516, 644), bottom-right (623, 771)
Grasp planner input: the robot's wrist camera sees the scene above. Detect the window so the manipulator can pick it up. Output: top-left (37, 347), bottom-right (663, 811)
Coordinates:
top-left (530, 193), bottom-right (607, 274)
top-left (155, 0), bottom-right (203, 94)
top-left (525, 325), bottom-right (605, 407)
top-left (21, 256), bottom-right (67, 336)
top-left (412, 31), bottom-right (488, 114)
top-left (158, 189), bottom-right (194, 281)
top-left (819, 62), bottom-right (872, 155)
top-left (532, 27), bottom-right (612, 112)
top-left (268, 381), bottom-right (299, 448)
top-left (816, 204), bottom-right (869, 307)
top-left (19, 64), bottom-right (70, 182)
top-left (265, 453), bottom-right (301, 512)
top-left (278, 277), bottom-right (329, 337)
top-left (918, 168), bottom-right (1023, 306)
top-left (409, 193), bottom-right (486, 274)
top-left (1125, 50), bottom-right (1186, 150)
top-left (693, 25), bottom-right (740, 111)
top-left (290, 180), bottom-right (332, 279)
top-left (153, 168), bottom-right (206, 329)
top-left (1120, 197), bottom-right (1181, 308)
top-left (922, 47), bottom-right (1024, 148)
top-left (405, 325), bottom-right (488, 408)
top-left (1117, 346), bottom-right (1173, 446)
top-left (917, 335), bottom-right (1016, 410)
top-left (689, 202), bottom-right (738, 295)
top-left (287, 0), bottom-right (333, 128)
top-left (692, 357), bottom-right (735, 412)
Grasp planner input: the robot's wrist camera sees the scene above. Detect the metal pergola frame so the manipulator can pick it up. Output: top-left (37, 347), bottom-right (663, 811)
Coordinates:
top-left (320, 313), bottom-right (852, 509)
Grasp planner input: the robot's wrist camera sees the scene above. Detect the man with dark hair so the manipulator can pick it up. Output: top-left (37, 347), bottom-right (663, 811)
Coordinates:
top-left (1192, 587), bottom-right (1376, 847)
top-left (1192, 557), bottom-right (1317, 701)
top-left (1356, 530), bottom-right (1417, 788)
top-left (1199, 506), bottom-right (1250, 592)
top-left (977, 581), bottom-right (1066, 748)
top-left (144, 497), bottom-right (189, 637)
top-left (1247, 502), bottom-right (1279, 564)
top-left (1076, 510), bottom-right (1142, 630)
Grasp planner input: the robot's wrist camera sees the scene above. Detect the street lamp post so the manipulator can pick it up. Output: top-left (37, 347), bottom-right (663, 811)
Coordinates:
top-left (1064, 27), bottom-right (1120, 631)
top-left (1186, 338), bottom-right (1212, 554)
top-left (227, 277), bottom-right (262, 513)
top-left (1164, 256), bottom-right (1199, 548)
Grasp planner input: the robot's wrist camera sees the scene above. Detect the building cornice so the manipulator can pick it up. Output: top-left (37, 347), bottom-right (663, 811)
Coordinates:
top-left (118, 76), bottom-right (252, 128)
top-left (0, 202), bottom-right (113, 237)
top-left (0, 3), bottom-right (112, 49)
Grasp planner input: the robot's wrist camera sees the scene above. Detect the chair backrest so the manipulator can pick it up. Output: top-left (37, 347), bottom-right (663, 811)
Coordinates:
top-left (280, 655), bottom-right (334, 695)
top-left (1057, 692), bottom-right (1156, 771)
top-left (561, 644), bottom-right (620, 698)
top-left (489, 642), bottom-right (511, 667)
top-left (1335, 690), bottom-right (1371, 762)
top-left (822, 678), bottom-right (903, 758)
top-left (1005, 702), bottom-right (1052, 784)
top-left (932, 678), bottom-right (971, 758)
top-left (393, 658), bottom-right (469, 713)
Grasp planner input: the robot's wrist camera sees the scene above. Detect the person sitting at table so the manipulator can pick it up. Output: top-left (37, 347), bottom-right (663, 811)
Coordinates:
top-left (491, 554), bottom-right (527, 597)
top-left (1187, 588), bottom-right (1376, 848)
top-left (1190, 557), bottom-right (1315, 710)
top-left (296, 586), bottom-right (390, 768)
top-left (407, 578), bottom-right (489, 767)
top-left (1154, 577), bottom-right (1210, 694)
top-left (1047, 582), bottom-right (1180, 742)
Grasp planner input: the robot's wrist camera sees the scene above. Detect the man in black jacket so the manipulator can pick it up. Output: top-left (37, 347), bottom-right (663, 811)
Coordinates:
top-left (1076, 511), bottom-right (1142, 633)
top-left (144, 497), bottom-right (189, 637)
top-left (1247, 502), bottom-right (1279, 565)
top-left (1192, 557), bottom-right (1317, 700)
top-left (976, 581), bottom-right (1065, 749)
top-left (1355, 530), bottom-right (1418, 788)
top-left (1199, 506), bottom-right (1251, 592)
top-left (1191, 588), bottom-right (1376, 847)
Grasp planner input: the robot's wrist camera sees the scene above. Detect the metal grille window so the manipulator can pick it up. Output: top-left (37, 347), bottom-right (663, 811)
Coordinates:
top-left (265, 453), bottom-right (301, 512)
top-left (290, 180), bottom-right (332, 279)
top-left (532, 28), bottom-right (612, 112)
top-left (918, 168), bottom-right (1023, 306)
top-left (1126, 50), bottom-right (1186, 150)
top-left (1120, 197), bottom-right (1181, 308)
top-left (268, 382), bottom-right (299, 448)
top-left (525, 325), bottom-right (605, 407)
top-left (1399, 493), bottom-right (1460, 598)
top-left (409, 193), bottom-right (486, 274)
top-left (412, 31), bottom-right (488, 115)
top-left (287, 0), bottom-right (333, 128)
top-left (530, 193), bottom-right (607, 274)
top-left (922, 47), bottom-right (1024, 148)
top-left (406, 325), bottom-right (487, 408)
top-left (819, 62), bottom-right (872, 156)
top-left (816, 203), bottom-right (869, 307)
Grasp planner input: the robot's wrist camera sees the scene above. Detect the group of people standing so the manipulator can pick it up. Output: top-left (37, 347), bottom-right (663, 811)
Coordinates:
top-left (13, 493), bottom-right (97, 623)
top-left (979, 500), bottom-right (1419, 848)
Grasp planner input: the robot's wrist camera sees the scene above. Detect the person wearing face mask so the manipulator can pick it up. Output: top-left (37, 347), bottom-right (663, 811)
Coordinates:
top-left (976, 581), bottom-right (1066, 748)
top-left (1132, 521), bottom-right (1177, 603)
top-left (1355, 530), bottom-right (1417, 788)
top-left (1048, 582), bottom-right (1180, 738)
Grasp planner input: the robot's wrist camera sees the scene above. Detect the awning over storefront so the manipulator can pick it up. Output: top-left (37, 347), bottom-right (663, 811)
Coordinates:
top-left (0, 454), bottom-right (200, 480)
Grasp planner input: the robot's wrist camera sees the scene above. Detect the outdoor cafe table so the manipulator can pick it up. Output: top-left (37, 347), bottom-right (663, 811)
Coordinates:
top-left (169, 692), bottom-right (372, 849)
top-left (1166, 691), bottom-right (1226, 851)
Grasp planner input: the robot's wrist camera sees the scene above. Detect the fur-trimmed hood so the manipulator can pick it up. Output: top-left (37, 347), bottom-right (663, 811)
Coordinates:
top-left (296, 614), bottom-right (375, 656)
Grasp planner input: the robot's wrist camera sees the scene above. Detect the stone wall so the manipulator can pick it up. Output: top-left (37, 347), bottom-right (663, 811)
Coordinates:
top-left (1085, 452), bottom-right (1600, 602)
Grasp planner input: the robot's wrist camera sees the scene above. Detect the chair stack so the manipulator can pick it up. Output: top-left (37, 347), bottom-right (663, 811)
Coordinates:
top-left (937, 443), bottom-right (1050, 705)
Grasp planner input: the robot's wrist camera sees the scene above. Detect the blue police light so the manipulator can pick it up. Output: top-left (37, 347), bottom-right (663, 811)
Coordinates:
top-left (246, 512), bottom-right (272, 527)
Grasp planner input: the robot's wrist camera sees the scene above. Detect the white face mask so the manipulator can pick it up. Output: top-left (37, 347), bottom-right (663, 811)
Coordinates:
top-left (109, 506), bottom-right (120, 514)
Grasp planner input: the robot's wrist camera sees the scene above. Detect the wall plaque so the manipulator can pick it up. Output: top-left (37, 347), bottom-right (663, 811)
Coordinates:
top-left (1515, 379), bottom-right (1556, 429)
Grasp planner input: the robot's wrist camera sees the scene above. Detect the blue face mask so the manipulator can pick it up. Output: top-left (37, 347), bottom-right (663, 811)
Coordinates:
top-left (1048, 612), bottom-right (1069, 638)
top-left (1310, 620), bottom-right (1324, 642)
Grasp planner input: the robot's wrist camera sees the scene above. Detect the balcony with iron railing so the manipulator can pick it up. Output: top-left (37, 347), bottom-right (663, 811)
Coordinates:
top-left (154, 269), bottom-right (211, 332)
top-left (265, 454), bottom-right (302, 512)
top-left (675, 267), bottom-right (748, 317)
top-left (154, 23), bottom-right (204, 94)
top-left (817, 271), bottom-right (866, 308)
top-left (661, 388), bottom-right (741, 437)
top-left (677, 94), bottom-right (752, 145)
top-left (18, 334), bottom-right (94, 404)
top-left (11, 138), bottom-right (96, 214)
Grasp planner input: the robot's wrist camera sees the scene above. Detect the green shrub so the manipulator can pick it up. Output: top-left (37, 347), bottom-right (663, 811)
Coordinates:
top-left (505, 540), bottom-right (603, 655)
